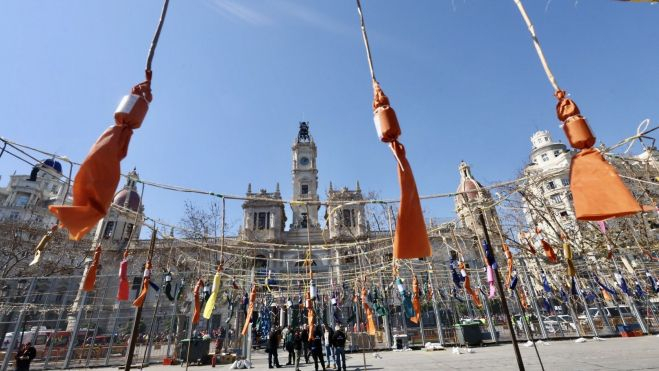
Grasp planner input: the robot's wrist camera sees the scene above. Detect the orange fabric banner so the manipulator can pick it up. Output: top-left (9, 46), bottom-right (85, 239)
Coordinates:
top-left (82, 245), bottom-right (102, 292)
top-left (49, 80), bottom-right (152, 240)
top-left (241, 286), bottom-right (257, 336)
top-left (541, 239), bottom-right (558, 263)
top-left (503, 244), bottom-right (514, 287)
top-left (555, 91), bottom-right (641, 221)
top-left (459, 262), bottom-right (482, 308)
top-left (570, 148), bottom-right (641, 221)
top-left (371, 83), bottom-right (430, 260)
top-left (391, 142), bottom-right (432, 259)
top-left (410, 276), bottom-right (422, 324)
top-left (132, 260), bottom-right (152, 308)
top-left (117, 251), bottom-right (130, 301)
top-left (192, 279), bottom-right (203, 325)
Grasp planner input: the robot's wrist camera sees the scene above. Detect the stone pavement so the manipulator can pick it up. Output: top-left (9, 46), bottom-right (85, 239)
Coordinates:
top-left (86, 336), bottom-right (659, 371)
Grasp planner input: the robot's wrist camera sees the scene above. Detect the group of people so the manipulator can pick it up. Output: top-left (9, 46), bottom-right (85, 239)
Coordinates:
top-left (267, 324), bottom-right (347, 371)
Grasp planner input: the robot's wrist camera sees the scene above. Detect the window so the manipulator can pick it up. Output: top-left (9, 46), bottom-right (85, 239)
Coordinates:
top-left (561, 178), bottom-right (570, 187)
top-left (124, 223), bottom-right (134, 240)
top-left (103, 221), bottom-right (115, 239)
top-left (301, 213), bottom-right (308, 228)
top-left (9, 211), bottom-right (20, 221)
top-left (257, 212), bottom-right (270, 230)
top-left (560, 211), bottom-right (569, 219)
top-left (342, 209), bottom-right (355, 227)
top-left (546, 181), bottom-right (556, 190)
top-left (541, 153), bottom-right (549, 162)
top-left (550, 194), bottom-right (563, 204)
top-left (14, 193), bottom-right (30, 208)
top-left (301, 184), bottom-right (309, 195)
top-left (553, 150), bottom-right (561, 157)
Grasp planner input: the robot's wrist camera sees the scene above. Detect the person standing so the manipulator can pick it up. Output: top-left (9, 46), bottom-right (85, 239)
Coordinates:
top-left (268, 327), bottom-right (282, 369)
top-left (15, 342), bottom-right (36, 371)
top-left (310, 327), bottom-right (326, 371)
top-left (322, 324), bottom-right (334, 369)
top-left (332, 326), bottom-right (347, 371)
top-left (300, 324), bottom-right (310, 363)
top-left (215, 327), bottom-right (226, 355)
top-left (284, 327), bottom-right (295, 365)
top-left (293, 330), bottom-right (303, 371)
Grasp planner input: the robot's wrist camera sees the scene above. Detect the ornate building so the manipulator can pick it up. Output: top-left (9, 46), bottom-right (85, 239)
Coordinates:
top-left (239, 122), bottom-right (367, 282)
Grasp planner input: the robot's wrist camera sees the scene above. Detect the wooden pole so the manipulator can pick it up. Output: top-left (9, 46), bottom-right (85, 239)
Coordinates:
top-left (124, 229), bottom-right (157, 370)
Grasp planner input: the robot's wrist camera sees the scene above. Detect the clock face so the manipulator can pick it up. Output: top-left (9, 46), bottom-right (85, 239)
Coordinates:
top-left (299, 157), bottom-right (310, 166)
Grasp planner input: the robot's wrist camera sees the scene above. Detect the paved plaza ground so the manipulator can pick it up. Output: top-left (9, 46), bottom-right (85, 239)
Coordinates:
top-left (85, 336), bottom-right (659, 371)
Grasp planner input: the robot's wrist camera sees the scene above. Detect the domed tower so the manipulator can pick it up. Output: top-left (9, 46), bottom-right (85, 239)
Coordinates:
top-left (454, 161), bottom-right (501, 242)
top-left (92, 168), bottom-right (144, 249)
top-left (290, 122), bottom-right (320, 231)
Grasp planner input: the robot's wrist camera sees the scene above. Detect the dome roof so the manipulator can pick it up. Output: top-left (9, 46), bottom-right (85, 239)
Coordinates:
top-left (457, 178), bottom-right (481, 201)
top-left (113, 188), bottom-right (141, 211)
top-left (42, 159), bottom-right (62, 173)
top-left (456, 161), bottom-right (482, 201)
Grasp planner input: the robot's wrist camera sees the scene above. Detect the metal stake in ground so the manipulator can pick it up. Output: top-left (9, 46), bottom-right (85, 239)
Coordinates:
top-left (124, 229), bottom-right (157, 370)
top-left (477, 210), bottom-right (525, 371)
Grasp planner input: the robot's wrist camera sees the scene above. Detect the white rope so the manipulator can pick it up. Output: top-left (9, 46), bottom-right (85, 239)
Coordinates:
top-left (512, 0), bottom-right (560, 92)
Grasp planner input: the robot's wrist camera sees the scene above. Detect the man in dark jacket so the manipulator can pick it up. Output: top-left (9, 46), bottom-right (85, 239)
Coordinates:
top-left (268, 327), bottom-right (282, 368)
top-left (284, 326), bottom-right (295, 365)
top-left (332, 326), bottom-right (347, 371)
top-left (15, 343), bottom-right (36, 371)
top-left (310, 327), bottom-right (326, 371)
top-left (293, 330), bottom-right (303, 371)
top-left (300, 325), bottom-right (310, 363)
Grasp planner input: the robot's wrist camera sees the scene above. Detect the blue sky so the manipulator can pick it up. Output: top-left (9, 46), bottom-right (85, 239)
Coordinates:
top-left (0, 0), bottom-right (656, 235)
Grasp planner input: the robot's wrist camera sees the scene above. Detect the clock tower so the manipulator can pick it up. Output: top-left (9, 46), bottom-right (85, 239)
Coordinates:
top-left (290, 122), bottom-right (320, 230)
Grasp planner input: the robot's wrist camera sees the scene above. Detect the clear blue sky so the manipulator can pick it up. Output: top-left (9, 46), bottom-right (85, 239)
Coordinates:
top-left (0, 1), bottom-right (656, 235)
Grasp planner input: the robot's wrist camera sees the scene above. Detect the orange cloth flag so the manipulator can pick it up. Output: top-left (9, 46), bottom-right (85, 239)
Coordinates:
top-left (503, 244), bottom-right (514, 287)
top-left (555, 91), bottom-right (641, 221)
top-left (117, 251), bottom-right (130, 301)
top-left (241, 286), bottom-right (257, 336)
top-left (410, 276), bottom-right (422, 324)
top-left (372, 83), bottom-right (431, 260)
top-left (541, 239), bottom-right (558, 263)
top-left (306, 292), bottom-right (315, 341)
top-left (361, 287), bottom-right (377, 335)
top-left (459, 262), bottom-right (482, 308)
top-left (518, 289), bottom-right (529, 309)
top-left (82, 245), bottom-right (102, 292)
top-left (49, 80), bottom-right (152, 240)
top-left (192, 279), bottom-right (203, 325)
top-left (132, 260), bottom-right (152, 307)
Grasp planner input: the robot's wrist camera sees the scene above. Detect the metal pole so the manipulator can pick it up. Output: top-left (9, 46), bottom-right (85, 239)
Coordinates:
top-left (165, 282), bottom-right (178, 358)
top-left (474, 268), bottom-right (497, 343)
top-left (142, 276), bottom-right (164, 368)
top-left (378, 272), bottom-right (392, 348)
top-left (429, 271), bottom-right (444, 345)
top-left (43, 307), bottom-right (66, 369)
top-left (514, 289), bottom-right (545, 371)
top-left (477, 210), bottom-right (525, 371)
top-left (105, 302), bottom-right (121, 366)
top-left (63, 290), bottom-right (87, 370)
top-left (520, 259), bottom-right (548, 339)
top-left (574, 278), bottom-right (598, 337)
top-left (1, 277), bottom-right (36, 371)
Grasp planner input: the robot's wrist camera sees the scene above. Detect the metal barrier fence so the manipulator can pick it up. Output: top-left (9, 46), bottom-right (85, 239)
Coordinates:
top-left (0, 272), bottom-right (657, 370)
